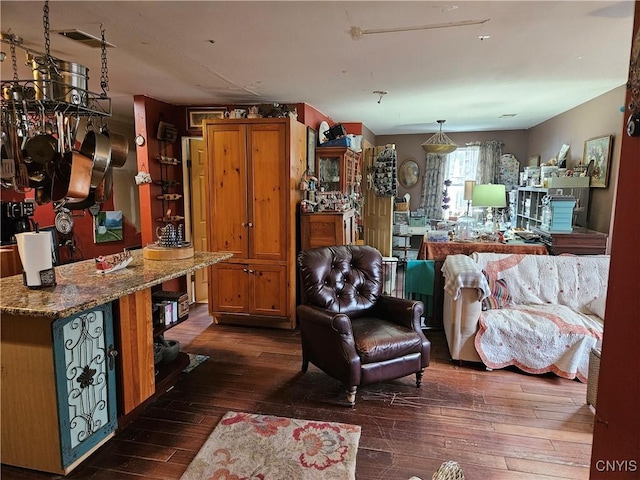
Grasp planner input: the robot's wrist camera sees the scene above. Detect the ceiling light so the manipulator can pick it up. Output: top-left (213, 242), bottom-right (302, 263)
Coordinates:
top-left (421, 120), bottom-right (458, 154)
top-left (478, 35), bottom-right (491, 41)
top-left (373, 90), bottom-right (388, 104)
top-left (499, 113), bottom-right (517, 118)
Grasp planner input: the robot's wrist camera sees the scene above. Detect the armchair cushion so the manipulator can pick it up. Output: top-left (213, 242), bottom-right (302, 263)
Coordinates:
top-left (352, 316), bottom-right (425, 364)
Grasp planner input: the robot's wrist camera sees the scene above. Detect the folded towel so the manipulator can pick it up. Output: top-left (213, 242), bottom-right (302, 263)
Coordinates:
top-left (442, 254), bottom-right (490, 300)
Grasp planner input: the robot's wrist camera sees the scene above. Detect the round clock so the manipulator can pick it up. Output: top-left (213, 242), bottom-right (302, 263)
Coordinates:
top-left (627, 113), bottom-right (640, 137)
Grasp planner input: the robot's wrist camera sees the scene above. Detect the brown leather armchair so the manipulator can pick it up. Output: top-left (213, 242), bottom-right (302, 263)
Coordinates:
top-left (297, 245), bottom-right (431, 406)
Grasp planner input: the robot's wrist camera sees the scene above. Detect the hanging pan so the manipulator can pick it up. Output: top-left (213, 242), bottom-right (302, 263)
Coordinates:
top-left (101, 128), bottom-right (129, 168)
top-left (80, 130), bottom-right (112, 188)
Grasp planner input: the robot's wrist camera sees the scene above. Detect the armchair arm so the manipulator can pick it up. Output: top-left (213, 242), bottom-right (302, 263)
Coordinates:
top-left (442, 254), bottom-right (490, 301)
top-left (296, 304), bottom-right (361, 385)
top-left (296, 304), bottom-right (354, 335)
top-left (372, 295), bottom-right (424, 332)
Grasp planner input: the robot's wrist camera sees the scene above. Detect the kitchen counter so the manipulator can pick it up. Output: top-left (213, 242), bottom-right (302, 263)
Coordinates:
top-left (1, 248), bottom-right (232, 474)
top-left (0, 249), bottom-right (232, 319)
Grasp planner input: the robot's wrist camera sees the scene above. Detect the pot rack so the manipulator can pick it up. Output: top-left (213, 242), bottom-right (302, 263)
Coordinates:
top-left (0, 0), bottom-right (112, 119)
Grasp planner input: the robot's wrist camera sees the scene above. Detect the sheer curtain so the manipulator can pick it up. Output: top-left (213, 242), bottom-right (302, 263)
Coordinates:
top-left (475, 140), bottom-right (504, 184)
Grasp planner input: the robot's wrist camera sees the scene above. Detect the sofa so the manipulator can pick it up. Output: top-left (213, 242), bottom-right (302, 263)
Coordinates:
top-left (442, 252), bottom-right (609, 382)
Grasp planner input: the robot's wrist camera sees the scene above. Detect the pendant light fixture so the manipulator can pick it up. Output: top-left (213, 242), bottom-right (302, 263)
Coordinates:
top-left (421, 120), bottom-right (458, 154)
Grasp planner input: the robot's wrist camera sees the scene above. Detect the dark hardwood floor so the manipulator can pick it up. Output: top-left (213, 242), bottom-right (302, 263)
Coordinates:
top-left (1, 303), bottom-right (594, 479)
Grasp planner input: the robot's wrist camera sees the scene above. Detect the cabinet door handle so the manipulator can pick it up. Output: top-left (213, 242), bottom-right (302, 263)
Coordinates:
top-left (107, 344), bottom-right (118, 371)
top-left (243, 268), bottom-right (255, 274)
top-left (248, 222), bottom-right (254, 228)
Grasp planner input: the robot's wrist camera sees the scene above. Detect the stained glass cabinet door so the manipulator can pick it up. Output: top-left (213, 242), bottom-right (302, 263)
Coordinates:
top-left (52, 302), bottom-right (118, 467)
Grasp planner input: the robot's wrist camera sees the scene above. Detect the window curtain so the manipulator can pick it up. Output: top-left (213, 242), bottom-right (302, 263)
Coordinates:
top-left (474, 141), bottom-right (504, 184)
top-left (419, 153), bottom-right (448, 220)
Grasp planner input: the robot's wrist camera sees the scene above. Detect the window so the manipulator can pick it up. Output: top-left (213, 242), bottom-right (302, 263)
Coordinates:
top-left (443, 146), bottom-right (480, 216)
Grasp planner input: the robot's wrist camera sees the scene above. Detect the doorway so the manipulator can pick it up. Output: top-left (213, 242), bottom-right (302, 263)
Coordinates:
top-left (181, 137), bottom-right (208, 303)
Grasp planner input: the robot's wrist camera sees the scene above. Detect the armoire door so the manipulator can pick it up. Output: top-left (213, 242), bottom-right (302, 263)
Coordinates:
top-left (247, 123), bottom-right (287, 261)
top-left (206, 123), bottom-right (249, 257)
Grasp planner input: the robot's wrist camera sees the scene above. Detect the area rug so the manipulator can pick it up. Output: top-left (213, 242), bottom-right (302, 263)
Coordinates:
top-left (179, 411), bottom-right (361, 480)
top-left (182, 353), bottom-right (209, 374)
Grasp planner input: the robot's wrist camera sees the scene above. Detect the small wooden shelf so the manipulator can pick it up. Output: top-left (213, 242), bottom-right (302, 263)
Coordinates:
top-left (153, 314), bottom-right (189, 337)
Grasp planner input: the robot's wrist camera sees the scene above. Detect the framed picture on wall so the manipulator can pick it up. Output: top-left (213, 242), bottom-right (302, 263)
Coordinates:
top-left (306, 127), bottom-right (317, 174)
top-left (583, 135), bottom-right (613, 188)
top-left (187, 108), bottom-right (226, 130)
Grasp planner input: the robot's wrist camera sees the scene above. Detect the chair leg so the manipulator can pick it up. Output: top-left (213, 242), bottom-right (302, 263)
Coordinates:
top-left (301, 357), bottom-right (309, 373)
top-left (415, 368), bottom-right (425, 387)
top-left (346, 386), bottom-right (357, 407)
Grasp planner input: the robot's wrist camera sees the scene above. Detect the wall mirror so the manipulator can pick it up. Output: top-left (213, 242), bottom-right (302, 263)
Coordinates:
top-left (398, 158), bottom-right (420, 188)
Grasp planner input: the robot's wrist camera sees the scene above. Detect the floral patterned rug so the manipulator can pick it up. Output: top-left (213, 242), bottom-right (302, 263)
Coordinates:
top-left (179, 411), bottom-right (361, 480)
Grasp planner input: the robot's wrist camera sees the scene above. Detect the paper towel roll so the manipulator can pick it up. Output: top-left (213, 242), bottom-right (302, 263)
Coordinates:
top-left (16, 232), bottom-right (53, 287)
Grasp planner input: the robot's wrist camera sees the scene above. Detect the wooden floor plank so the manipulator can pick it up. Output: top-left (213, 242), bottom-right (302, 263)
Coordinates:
top-left (0, 304), bottom-right (592, 479)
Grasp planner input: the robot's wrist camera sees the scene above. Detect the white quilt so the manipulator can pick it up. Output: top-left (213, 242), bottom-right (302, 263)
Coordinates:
top-left (474, 303), bottom-right (603, 382)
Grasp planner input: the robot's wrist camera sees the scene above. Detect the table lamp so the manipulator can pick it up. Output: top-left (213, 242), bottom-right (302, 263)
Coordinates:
top-left (472, 184), bottom-right (507, 231)
top-left (454, 180), bottom-right (477, 241)
top-left (463, 180), bottom-right (476, 216)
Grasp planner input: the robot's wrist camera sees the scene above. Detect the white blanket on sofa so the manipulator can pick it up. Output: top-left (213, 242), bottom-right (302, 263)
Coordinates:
top-left (475, 303), bottom-right (603, 382)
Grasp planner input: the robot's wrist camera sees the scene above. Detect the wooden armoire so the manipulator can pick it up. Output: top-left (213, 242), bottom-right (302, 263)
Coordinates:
top-left (203, 117), bottom-right (306, 329)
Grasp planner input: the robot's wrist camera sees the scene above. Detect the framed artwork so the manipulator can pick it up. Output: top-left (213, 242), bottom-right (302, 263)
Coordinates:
top-left (187, 108), bottom-right (226, 130)
top-left (398, 157), bottom-right (420, 188)
top-left (94, 211), bottom-right (123, 243)
top-left (306, 127), bottom-right (317, 174)
top-left (583, 135), bottom-right (613, 188)
top-left (528, 155), bottom-right (540, 166)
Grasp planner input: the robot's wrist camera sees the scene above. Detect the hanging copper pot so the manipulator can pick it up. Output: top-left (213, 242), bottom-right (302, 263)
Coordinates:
top-left (80, 130), bottom-right (111, 188)
top-left (102, 130), bottom-right (129, 168)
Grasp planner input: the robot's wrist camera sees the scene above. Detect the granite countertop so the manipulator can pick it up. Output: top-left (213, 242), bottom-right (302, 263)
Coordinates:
top-left (0, 250), bottom-right (232, 319)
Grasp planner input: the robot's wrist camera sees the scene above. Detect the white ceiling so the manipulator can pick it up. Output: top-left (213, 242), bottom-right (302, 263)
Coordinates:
top-left (1, 1), bottom-right (635, 135)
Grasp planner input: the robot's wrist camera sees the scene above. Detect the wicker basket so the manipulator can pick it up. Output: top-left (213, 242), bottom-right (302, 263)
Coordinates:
top-left (587, 348), bottom-right (601, 408)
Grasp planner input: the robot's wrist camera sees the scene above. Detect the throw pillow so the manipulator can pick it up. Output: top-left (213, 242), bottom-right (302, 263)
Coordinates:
top-left (481, 269), bottom-right (512, 311)
top-left (586, 293), bottom-right (607, 319)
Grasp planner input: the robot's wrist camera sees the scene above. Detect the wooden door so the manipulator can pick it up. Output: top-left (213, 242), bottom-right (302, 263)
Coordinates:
top-left (248, 123), bottom-right (287, 261)
top-left (250, 264), bottom-right (287, 317)
top-left (363, 145), bottom-right (393, 256)
top-left (212, 263), bottom-right (249, 314)
top-left (206, 124), bottom-right (248, 257)
top-left (189, 138), bottom-right (209, 302)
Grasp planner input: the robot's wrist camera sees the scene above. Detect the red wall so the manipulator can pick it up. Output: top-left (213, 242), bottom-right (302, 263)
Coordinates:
top-left (133, 95), bottom-right (187, 292)
top-left (0, 158), bottom-right (141, 265)
top-left (590, 2), bottom-right (640, 477)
